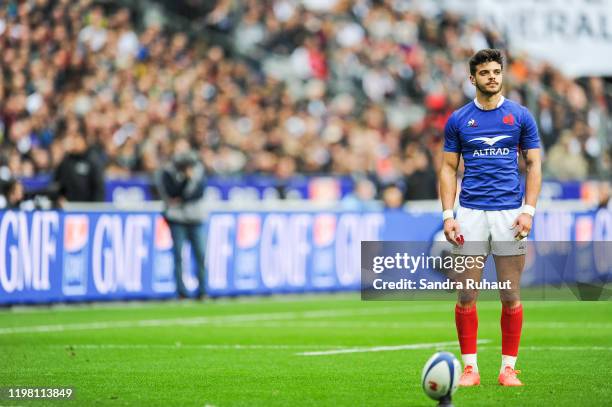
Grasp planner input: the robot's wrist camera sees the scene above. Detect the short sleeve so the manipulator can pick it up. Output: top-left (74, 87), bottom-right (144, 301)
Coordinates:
top-left (519, 108), bottom-right (540, 150)
top-left (443, 113), bottom-right (461, 153)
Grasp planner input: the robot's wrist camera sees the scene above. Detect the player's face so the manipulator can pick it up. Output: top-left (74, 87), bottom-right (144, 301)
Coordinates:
top-left (470, 61), bottom-right (503, 96)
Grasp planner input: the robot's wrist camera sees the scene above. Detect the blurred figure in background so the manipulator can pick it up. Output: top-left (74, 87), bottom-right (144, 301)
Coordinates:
top-left (0, 0), bottom-right (608, 189)
top-left (341, 176), bottom-right (381, 211)
top-left (155, 139), bottom-right (207, 299)
top-left (597, 181), bottom-right (611, 210)
top-left (52, 131), bottom-right (105, 206)
top-left (403, 143), bottom-right (438, 200)
top-left (381, 184), bottom-right (404, 210)
top-left (0, 177), bottom-right (29, 210)
top-left (545, 130), bottom-right (589, 180)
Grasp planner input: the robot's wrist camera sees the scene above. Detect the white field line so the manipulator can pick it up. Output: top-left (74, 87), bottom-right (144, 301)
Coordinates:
top-left (17, 342), bottom-right (611, 354)
top-left (5, 298), bottom-right (569, 315)
top-left (61, 344), bottom-right (350, 350)
top-left (3, 304), bottom-right (612, 335)
top-left (0, 304), bottom-right (459, 335)
top-left (5, 293), bottom-right (362, 314)
top-left (296, 340), bottom-right (491, 356)
top-left (203, 321), bottom-right (612, 330)
top-left (214, 321), bottom-right (455, 329)
top-left (478, 345), bottom-right (612, 352)
top-left (523, 322), bottom-right (612, 329)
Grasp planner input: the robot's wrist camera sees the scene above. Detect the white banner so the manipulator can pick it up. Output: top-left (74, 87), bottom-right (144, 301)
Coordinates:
top-left (447, 0), bottom-right (612, 77)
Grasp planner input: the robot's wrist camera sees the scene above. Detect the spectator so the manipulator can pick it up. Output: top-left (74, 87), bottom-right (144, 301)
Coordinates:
top-left (0, 0), bottom-right (608, 197)
top-left (381, 184), bottom-right (404, 210)
top-left (154, 139), bottom-right (207, 298)
top-left (0, 177), bottom-right (26, 209)
top-left (52, 131), bottom-right (105, 205)
top-left (402, 142), bottom-right (438, 200)
top-left (597, 181), bottom-right (610, 211)
top-left (341, 177), bottom-right (381, 211)
top-left (545, 130), bottom-right (589, 180)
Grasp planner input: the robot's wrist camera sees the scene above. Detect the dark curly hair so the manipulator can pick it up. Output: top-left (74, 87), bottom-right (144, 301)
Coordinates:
top-left (469, 49), bottom-right (504, 75)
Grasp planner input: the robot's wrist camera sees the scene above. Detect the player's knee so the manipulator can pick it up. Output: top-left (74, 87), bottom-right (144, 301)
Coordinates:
top-left (500, 296), bottom-right (521, 308)
top-left (499, 287), bottom-right (519, 300)
top-left (457, 290), bottom-right (478, 306)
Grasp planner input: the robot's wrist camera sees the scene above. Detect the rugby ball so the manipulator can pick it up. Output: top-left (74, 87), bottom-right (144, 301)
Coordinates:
top-left (421, 352), bottom-right (461, 400)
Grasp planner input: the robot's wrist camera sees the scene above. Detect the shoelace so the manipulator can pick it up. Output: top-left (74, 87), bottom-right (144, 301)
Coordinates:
top-left (504, 367), bottom-right (521, 376)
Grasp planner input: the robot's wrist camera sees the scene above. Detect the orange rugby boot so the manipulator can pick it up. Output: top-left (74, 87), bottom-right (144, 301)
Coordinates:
top-left (498, 366), bottom-right (523, 386)
top-left (458, 365), bottom-right (481, 386)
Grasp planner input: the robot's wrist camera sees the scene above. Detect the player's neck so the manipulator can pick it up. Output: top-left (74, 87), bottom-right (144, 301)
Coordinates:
top-left (474, 93), bottom-right (504, 110)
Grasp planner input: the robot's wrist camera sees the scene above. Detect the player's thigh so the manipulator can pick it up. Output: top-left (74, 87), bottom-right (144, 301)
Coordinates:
top-left (452, 259), bottom-right (485, 284)
top-left (493, 254), bottom-right (525, 302)
top-left (454, 206), bottom-right (489, 255)
top-left (489, 208), bottom-right (527, 256)
top-left (453, 257), bottom-right (486, 304)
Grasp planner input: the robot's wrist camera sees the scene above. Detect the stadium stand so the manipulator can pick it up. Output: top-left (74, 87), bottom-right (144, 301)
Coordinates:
top-left (0, 0), bottom-right (609, 205)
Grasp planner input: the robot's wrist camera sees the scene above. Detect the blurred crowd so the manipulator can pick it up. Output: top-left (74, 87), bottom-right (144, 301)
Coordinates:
top-left (0, 0), bottom-right (609, 204)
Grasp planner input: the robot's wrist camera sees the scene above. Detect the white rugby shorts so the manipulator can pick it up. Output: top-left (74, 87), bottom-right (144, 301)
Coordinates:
top-left (453, 206), bottom-right (527, 256)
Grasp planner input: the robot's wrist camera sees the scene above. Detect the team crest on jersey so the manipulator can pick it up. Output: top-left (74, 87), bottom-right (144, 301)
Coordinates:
top-left (467, 118), bottom-right (477, 127)
top-left (503, 113), bottom-right (515, 125)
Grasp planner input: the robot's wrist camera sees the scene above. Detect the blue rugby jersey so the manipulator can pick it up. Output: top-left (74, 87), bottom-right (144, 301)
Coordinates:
top-left (443, 97), bottom-right (540, 210)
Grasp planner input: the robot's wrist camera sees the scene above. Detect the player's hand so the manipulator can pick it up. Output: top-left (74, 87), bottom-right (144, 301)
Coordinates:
top-left (443, 218), bottom-right (464, 246)
top-left (511, 213), bottom-right (532, 240)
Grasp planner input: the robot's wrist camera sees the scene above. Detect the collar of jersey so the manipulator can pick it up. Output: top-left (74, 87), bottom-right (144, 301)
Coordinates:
top-left (473, 95), bottom-right (505, 111)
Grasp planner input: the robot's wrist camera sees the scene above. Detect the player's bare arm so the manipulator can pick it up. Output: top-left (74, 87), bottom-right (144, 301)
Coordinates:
top-left (512, 148), bottom-right (542, 240)
top-left (439, 151), bottom-right (461, 246)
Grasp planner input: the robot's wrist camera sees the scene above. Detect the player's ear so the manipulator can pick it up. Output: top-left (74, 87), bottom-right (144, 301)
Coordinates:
top-left (469, 75), bottom-right (475, 85)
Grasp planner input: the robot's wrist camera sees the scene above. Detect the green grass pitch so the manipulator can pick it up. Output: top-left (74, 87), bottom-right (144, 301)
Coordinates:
top-left (1, 295), bottom-right (611, 406)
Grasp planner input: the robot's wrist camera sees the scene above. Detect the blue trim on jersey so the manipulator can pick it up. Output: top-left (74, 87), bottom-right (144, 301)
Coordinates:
top-left (444, 98), bottom-right (540, 209)
top-left (458, 201), bottom-right (521, 211)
